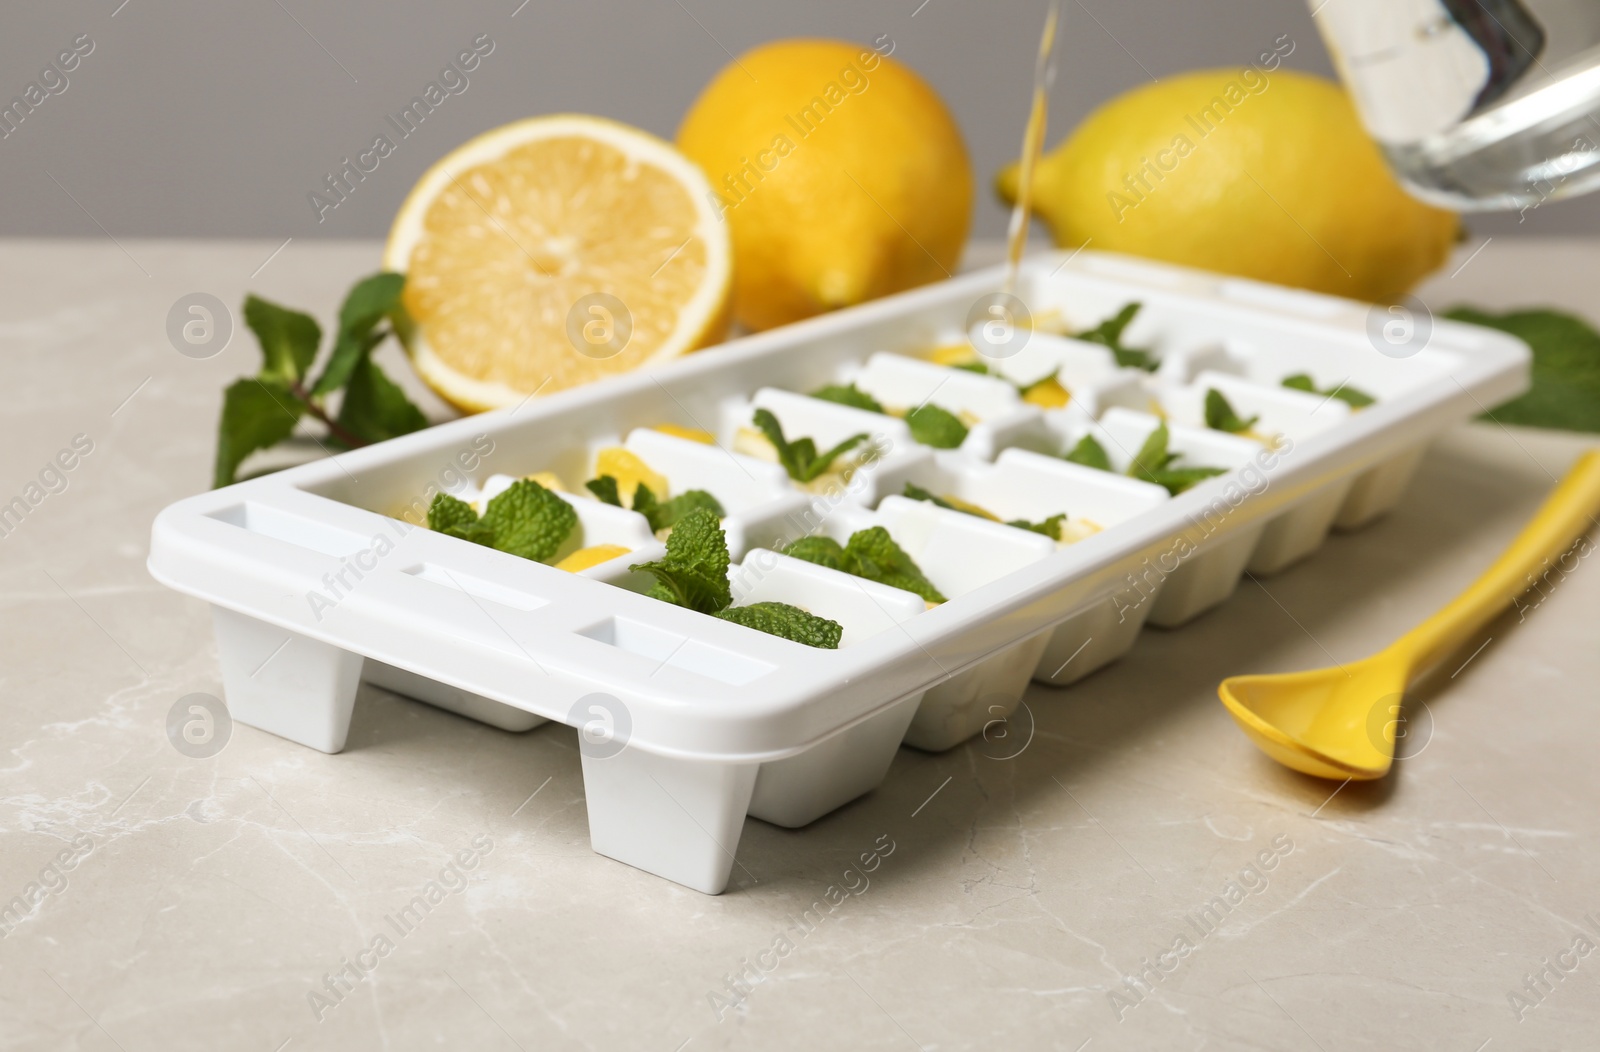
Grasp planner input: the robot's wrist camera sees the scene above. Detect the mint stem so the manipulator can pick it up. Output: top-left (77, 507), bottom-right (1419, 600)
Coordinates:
top-left (287, 378), bottom-right (369, 449)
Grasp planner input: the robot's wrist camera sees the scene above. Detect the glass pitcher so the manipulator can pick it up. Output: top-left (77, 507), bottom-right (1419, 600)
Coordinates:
top-left (1313, 0), bottom-right (1600, 211)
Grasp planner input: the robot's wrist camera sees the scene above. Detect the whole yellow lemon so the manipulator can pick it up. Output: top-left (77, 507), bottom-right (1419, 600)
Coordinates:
top-left (678, 39), bottom-right (972, 331)
top-left (997, 69), bottom-right (1458, 303)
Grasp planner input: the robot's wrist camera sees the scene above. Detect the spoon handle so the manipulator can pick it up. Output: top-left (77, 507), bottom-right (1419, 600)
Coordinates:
top-left (1392, 450), bottom-right (1600, 674)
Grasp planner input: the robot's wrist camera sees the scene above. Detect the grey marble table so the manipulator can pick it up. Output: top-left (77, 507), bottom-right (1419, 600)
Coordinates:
top-left (1, 237), bottom-right (1596, 1051)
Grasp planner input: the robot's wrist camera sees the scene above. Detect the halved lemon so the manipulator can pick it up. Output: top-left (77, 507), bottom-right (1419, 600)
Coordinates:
top-left (384, 115), bottom-right (733, 412)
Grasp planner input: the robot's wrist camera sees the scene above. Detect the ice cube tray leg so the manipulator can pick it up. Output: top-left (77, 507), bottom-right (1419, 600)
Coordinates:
top-left (212, 606), bottom-right (363, 754)
top-left (903, 630), bottom-right (1052, 752)
top-left (1147, 522), bottom-right (1267, 628)
top-left (748, 692), bottom-right (923, 828)
top-left (1247, 478), bottom-right (1355, 575)
top-left (580, 747), bottom-right (758, 894)
top-left (1033, 594), bottom-right (1155, 687)
top-left (1336, 444), bottom-right (1429, 530)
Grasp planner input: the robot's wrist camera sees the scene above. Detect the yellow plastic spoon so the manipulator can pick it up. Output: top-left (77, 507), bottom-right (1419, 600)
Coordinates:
top-left (1219, 450), bottom-right (1600, 780)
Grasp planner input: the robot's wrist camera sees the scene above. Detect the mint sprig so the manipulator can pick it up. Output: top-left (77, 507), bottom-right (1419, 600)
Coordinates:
top-left (425, 480), bottom-right (577, 563)
top-left (1444, 307), bottom-right (1600, 432)
top-left (1007, 514), bottom-right (1066, 540)
top-left (1203, 388), bottom-right (1260, 434)
top-left (631, 509), bottom-right (841, 647)
top-left (1063, 434), bottom-right (1113, 471)
top-left (213, 272), bottom-right (427, 487)
top-left (713, 602), bottom-right (843, 648)
top-left (586, 474), bottom-right (725, 533)
top-left (479, 479), bottom-right (579, 562)
top-left (1059, 428), bottom-right (1224, 496)
top-left (1078, 302), bottom-right (1157, 371)
top-left (902, 482), bottom-right (964, 513)
top-left (905, 403), bottom-right (969, 449)
top-left (902, 483), bottom-right (1068, 543)
top-left (586, 476), bottom-right (623, 506)
top-left (783, 528), bottom-right (947, 604)
top-left (629, 508), bottom-right (732, 613)
top-left (1282, 373), bottom-right (1375, 408)
top-left (809, 383), bottom-right (884, 414)
top-left (1125, 422), bottom-right (1228, 495)
top-left (752, 408), bottom-right (868, 483)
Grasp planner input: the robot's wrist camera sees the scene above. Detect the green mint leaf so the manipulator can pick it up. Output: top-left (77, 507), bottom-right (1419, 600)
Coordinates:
top-left (631, 481), bottom-right (659, 519)
top-left (312, 272), bottom-right (405, 396)
top-left (810, 383), bottom-right (884, 414)
top-left (782, 535), bottom-right (849, 571)
top-left (644, 489), bottom-right (725, 533)
top-left (1078, 302), bottom-right (1157, 371)
top-left (906, 403), bottom-right (969, 449)
top-left (713, 602), bottom-right (842, 649)
top-left (1081, 302), bottom-right (1139, 344)
top-left (427, 493), bottom-right (495, 545)
top-left (786, 437), bottom-right (819, 475)
top-left (1331, 385), bottom-right (1376, 409)
top-left (903, 482), bottom-right (961, 512)
top-left (1143, 466), bottom-right (1228, 496)
top-left (628, 507), bottom-right (731, 613)
top-left (1122, 423), bottom-right (1227, 494)
top-left (1281, 373), bottom-right (1375, 408)
top-left (1204, 388), bottom-right (1260, 433)
top-left (427, 492), bottom-right (477, 532)
top-left (479, 479), bottom-right (578, 563)
top-left (336, 355), bottom-right (428, 445)
top-left (244, 295), bottom-right (321, 386)
top-left (450, 521), bottom-right (497, 544)
top-left (1007, 513), bottom-right (1066, 541)
top-left (801, 432), bottom-right (868, 481)
top-left (752, 408), bottom-right (808, 480)
top-left (586, 475), bottom-right (623, 506)
top-left (1126, 422), bottom-right (1178, 483)
top-left (213, 377), bottom-right (304, 488)
top-left (388, 297), bottom-right (416, 350)
top-left (1063, 434), bottom-right (1113, 471)
top-left (842, 526), bottom-right (946, 603)
top-left (753, 407), bottom-right (867, 482)
top-left (951, 361), bottom-right (991, 375)
top-left (1113, 347), bottom-right (1156, 370)
top-left (1444, 307), bottom-right (1600, 432)
top-left (644, 581), bottom-right (681, 605)
top-left (905, 483), bottom-right (1063, 542)
top-left (660, 507), bottom-right (732, 603)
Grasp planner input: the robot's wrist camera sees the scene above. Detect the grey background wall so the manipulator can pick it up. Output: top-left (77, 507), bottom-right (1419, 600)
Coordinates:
top-left (1, 0), bottom-right (1595, 241)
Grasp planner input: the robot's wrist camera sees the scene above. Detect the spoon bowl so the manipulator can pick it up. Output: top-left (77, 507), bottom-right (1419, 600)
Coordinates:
top-left (1219, 450), bottom-right (1600, 781)
top-left (1220, 657), bottom-right (1404, 780)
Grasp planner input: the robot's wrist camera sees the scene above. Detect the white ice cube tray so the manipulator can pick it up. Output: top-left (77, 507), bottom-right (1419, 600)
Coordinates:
top-left (148, 251), bottom-right (1529, 894)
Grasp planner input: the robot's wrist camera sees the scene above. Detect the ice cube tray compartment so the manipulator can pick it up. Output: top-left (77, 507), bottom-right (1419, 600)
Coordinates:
top-left (475, 475), bottom-right (658, 568)
top-left (735, 387), bottom-right (932, 505)
top-left (1156, 374), bottom-right (1362, 576)
top-left (742, 493), bottom-right (1057, 752)
top-left (729, 549), bottom-right (927, 828)
top-left (150, 250), bottom-right (1531, 894)
top-left (1156, 370), bottom-right (1353, 442)
top-left (843, 352), bottom-right (1056, 460)
top-left (615, 428), bottom-right (812, 560)
top-left (899, 448), bottom-right (1175, 686)
top-left (1045, 409), bottom-right (1266, 627)
top-left (727, 549), bottom-right (927, 648)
